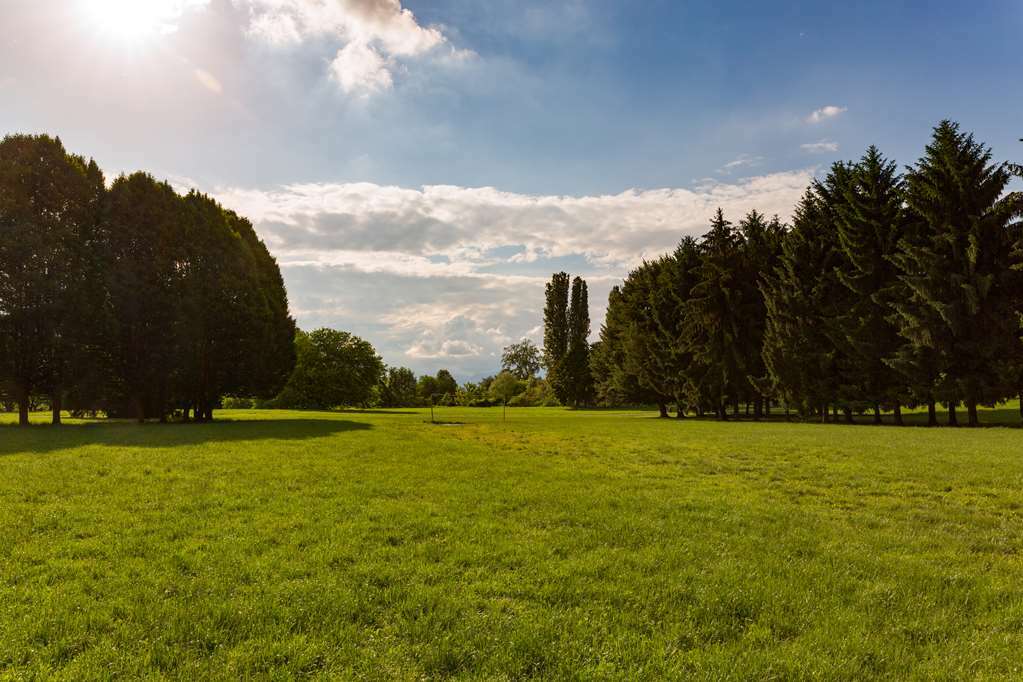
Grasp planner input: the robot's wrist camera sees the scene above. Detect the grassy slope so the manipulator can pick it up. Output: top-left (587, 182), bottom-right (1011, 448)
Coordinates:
top-left (1, 407), bottom-right (1022, 679)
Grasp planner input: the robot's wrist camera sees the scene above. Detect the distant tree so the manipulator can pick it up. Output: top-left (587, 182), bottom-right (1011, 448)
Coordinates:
top-left (890, 121), bottom-right (1022, 426)
top-left (276, 328), bottom-right (384, 410)
top-left (417, 375), bottom-right (439, 404)
top-left (379, 366), bottom-right (418, 407)
top-left (490, 370), bottom-right (524, 404)
top-left (542, 272), bottom-right (571, 402)
top-left (501, 339), bottom-right (542, 379)
top-left (435, 369), bottom-right (458, 403)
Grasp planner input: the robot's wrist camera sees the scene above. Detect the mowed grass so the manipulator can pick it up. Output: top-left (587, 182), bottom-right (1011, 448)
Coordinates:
top-left (1, 407), bottom-right (1023, 679)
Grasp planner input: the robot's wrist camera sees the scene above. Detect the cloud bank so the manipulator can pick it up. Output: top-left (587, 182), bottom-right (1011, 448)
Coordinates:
top-left (214, 171), bottom-right (813, 378)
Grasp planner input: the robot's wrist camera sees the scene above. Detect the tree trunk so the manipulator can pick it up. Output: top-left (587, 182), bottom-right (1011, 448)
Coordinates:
top-left (732, 401), bottom-right (740, 418)
top-left (17, 386), bottom-right (29, 427)
top-left (753, 398), bottom-right (763, 421)
top-left (893, 402), bottom-right (904, 427)
top-left (675, 401), bottom-right (686, 419)
top-left (843, 406), bottom-right (854, 424)
top-left (1018, 392), bottom-right (1022, 421)
top-left (134, 394), bottom-right (146, 424)
top-left (873, 403), bottom-right (882, 425)
top-left (927, 400), bottom-right (937, 427)
top-left (51, 392), bottom-right (62, 426)
top-left (967, 400), bottom-right (979, 428)
top-left (658, 403), bottom-right (668, 419)
top-left (820, 403), bottom-right (828, 424)
top-left (948, 402), bottom-right (958, 427)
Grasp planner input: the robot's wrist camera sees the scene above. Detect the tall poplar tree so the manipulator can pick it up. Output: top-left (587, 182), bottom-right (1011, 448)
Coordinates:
top-left (561, 276), bottom-right (594, 406)
top-left (542, 272), bottom-right (571, 403)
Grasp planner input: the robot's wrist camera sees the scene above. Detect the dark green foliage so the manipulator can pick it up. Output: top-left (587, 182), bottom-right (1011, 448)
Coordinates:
top-left (558, 277), bottom-right (594, 406)
top-left (833, 147), bottom-right (909, 422)
top-left (762, 187), bottom-right (846, 418)
top-left (501, 339), bottom-right (542, 379)
top-left (685, 209), bottom-right (745, 418)
top-left (276, 329), bottom-right (384, 409)
top-left (0, 135), bottom-right (104, 425)
top-left (542, 272), bottom-right (571, 400)
top-left (101, 173), bottom-right (186, 421)
top-left (890, 121), bottom-right (1022, 426)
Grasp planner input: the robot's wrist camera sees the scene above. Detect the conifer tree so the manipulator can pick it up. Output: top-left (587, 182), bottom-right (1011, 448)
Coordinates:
top-left (762, 187), bottom-right (846, 420)
top-left (685, 209), bottom-right (744, 419)
top-left (891, 121), bottom-right (1021, 426)
top-left (833, 147), bottom-right (908, 424)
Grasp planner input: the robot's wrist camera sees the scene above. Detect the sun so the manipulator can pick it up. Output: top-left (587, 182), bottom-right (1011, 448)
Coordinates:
top-left (81, 0), bottom-right (186, 42)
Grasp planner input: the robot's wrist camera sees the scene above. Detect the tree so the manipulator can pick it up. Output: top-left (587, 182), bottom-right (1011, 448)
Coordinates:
top-left (417, 375), bottom-right (439, 404)
top-left (762, 186), bottom-right (847, 421)
top-left (685, 209), bottom-right (745, 419)
top-left (833, 147), bottom-right (909, 424)
top-left (890, 121), bottom-right (1022, 426)
top-left (501, 339), bottom-right (541, 379)
top-left (490, 370), bottom-right (524, 405)
top-left (559, 276), bottom-right (594, 406)
top-left (435, 369), bottom-right (458, 404)
top-left (275, 328), bottom-right (384, 409)
top-left (542, 272), bottom-right (571, 402)
top-left (0, 134), bottom-right (103, 426)
top-left (101, 173), bottom-right (187, 422)
top-left (379, 366), bottom-right (417, 407)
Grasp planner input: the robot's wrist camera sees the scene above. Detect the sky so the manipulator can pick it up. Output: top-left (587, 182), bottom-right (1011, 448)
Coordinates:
top-left (2, 0), bottom-right (1022, 379)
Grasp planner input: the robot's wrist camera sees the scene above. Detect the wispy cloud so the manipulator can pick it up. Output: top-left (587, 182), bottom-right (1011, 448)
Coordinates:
top-left (717, 154), bottom-right (764, 175)
top-left (800, 139), bottom-right (839, 153)
top-left (806, 105), bottom-right (847, 124)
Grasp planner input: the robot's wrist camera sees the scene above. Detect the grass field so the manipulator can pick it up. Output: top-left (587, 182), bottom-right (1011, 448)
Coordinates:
top-left (2, 407), bottom-right (1023, 679)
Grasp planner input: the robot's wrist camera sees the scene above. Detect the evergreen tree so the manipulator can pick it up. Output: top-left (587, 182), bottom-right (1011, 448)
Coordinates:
top-left (762, 187), bottom-right (846, 420)
top-left (833, 147), bottom-right (908, 424)
top-left (737, 211), bottom-right (785, 419)
top-left (685, 209), bottom-right (744, 419)
top-left (891, 121), bottom-right (1022, 426)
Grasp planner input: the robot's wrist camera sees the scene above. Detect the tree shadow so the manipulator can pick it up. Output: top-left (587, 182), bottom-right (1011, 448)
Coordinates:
top-left (0, 417), bottom-right (372, 456)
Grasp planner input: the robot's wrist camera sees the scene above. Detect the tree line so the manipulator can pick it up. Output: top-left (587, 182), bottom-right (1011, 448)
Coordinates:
top-left (591, 121), bottom-right (1023, 426)
top-left (0, 134), bottom-right (296, 426)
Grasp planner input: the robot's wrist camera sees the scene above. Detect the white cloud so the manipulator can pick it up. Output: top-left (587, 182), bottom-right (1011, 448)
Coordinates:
top-left (329, 41), bottom-right (393, 94)
top-left (806, 105), bottom-right (847, 124)
top-left (236, 0), bottom-right (468, 93)
top-left (801, 139), bottom-right (839, 153)
top-left (213, 171), bottom-right (812, 377)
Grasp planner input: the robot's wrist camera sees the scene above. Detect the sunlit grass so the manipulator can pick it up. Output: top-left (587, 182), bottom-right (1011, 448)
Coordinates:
top-left (1, 407), bottom-right (1022, 678)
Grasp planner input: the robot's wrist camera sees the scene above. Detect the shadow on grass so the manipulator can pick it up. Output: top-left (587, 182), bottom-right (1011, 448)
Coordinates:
top-left (0, 418), bottom-right (372, 456)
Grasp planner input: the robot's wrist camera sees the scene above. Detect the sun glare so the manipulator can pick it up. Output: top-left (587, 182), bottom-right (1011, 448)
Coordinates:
top-left (82, 0), bottom-right (183, 42)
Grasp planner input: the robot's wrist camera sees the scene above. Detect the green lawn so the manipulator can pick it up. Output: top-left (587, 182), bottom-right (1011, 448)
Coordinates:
top-left (2, 407), bottom-right (1022, 679)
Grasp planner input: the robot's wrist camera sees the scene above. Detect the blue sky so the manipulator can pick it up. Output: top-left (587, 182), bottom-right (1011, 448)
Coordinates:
top-left (2, 0), bottom-right (1021, 378)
